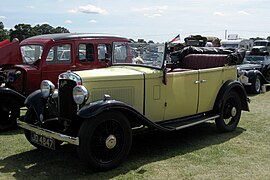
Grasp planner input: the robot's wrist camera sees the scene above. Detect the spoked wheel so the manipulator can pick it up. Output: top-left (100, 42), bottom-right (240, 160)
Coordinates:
top-left (78, 110), bottom-right (132, 171)
top-left (0, 97), bottom-right (20, 131)
top-left (249, 75), bottom-right (261, 94)
top-left (215, 91), bottom-right (242, 132)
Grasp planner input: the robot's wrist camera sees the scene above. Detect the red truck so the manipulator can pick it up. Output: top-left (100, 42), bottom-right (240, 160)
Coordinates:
top-left (0, 33), bottom-right (129, 131)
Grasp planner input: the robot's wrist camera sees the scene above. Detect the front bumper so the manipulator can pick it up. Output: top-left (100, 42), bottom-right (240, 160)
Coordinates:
top-left (17, 120), bottom-right (79, 146)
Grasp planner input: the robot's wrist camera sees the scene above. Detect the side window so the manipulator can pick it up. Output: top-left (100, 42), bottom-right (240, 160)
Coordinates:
top-left (79, 43), bottom-right (94, 62)
top-left (46, 44), bottom-right (71, 63)
top-left (98, 44), bottom-right (111, 61)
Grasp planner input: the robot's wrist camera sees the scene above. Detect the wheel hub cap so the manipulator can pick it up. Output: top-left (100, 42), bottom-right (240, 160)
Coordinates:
top-left (105, 135), bottom-right (117, 149)
top-left (231, 107), bottom-right (237, 117)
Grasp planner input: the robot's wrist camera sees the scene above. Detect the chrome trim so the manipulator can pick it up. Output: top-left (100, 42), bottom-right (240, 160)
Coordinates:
top-left (17, 120), bottom-right (79, 146)
top-left (175, 115), bottom-right (220, 130)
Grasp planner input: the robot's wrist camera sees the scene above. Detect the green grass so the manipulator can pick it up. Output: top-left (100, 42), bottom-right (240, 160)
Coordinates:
top-left (1, 91), bottom-right (270, 179)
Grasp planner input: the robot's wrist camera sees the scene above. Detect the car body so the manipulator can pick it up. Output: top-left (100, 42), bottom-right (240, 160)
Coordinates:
top-left (0, 33), bottom-right (129, 131)
top-left (18, 44), bottom-right (249, 171)
top-left (238, 55), bottom-right (270, 94)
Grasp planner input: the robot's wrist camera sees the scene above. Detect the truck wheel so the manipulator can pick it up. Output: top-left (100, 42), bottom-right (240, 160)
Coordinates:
top-left (249, 75), bottom-right (261, 94)
top-left (78, 110), bottom-right (132, 171)
top-left (24, 107), bottom-right (62, 149)
top-left (215, 91), bottom-right (242, 132)
top-left (0, 97), bottom-right (20, 131)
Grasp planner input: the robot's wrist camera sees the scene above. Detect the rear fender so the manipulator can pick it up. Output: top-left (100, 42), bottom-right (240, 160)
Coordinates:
top-left (214, 80), bottom-right (249, 112)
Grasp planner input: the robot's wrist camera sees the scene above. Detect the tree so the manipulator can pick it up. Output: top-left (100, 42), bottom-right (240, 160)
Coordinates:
top-left (9, 23), bottom-right (70, 41)
top-left (52, 26), bottom-right (69, 33)
top-left (0, 21), bottom-right (9, 41)
top-left (9, 24), bottom-right (35, 41)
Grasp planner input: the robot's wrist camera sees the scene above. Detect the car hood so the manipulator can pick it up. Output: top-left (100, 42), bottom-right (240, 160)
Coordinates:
top-left (74, 66), bottom-right (161, 82)
top-left (238, 63), bottom-right (262, 70)
top-left (0, 41), bottom-right (22, 65)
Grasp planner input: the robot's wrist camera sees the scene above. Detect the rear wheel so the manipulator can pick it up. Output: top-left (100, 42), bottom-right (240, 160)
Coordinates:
top-left (0, 97), bottom-right (20, 131)
top-left (78, 110), bottom-right (132, 171)
top-left (215, 91), bottom-right (242, 132)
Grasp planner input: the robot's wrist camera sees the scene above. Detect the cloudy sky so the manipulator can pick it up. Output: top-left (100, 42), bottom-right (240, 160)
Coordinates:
top-left (1, 0), bottom-right (270, 42)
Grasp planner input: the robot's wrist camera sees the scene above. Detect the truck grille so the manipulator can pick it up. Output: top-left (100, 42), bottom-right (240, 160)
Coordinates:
top-left (58, 79), bottom-right (77, 123)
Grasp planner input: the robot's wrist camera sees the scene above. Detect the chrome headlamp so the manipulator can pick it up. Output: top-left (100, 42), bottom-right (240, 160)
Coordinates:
top-left (73, 85), bottom-right (89, 105)
top-left (40, 80), bottom-right (55, 98)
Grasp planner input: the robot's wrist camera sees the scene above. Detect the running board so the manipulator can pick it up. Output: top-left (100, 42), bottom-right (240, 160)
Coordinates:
top-left (159, 114), bottom-right (220, 131)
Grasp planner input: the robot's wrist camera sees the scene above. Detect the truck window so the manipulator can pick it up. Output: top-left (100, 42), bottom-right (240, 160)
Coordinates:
top-left (79, 43), bottom-right (94, 62)
top-left (46, 44), bottom-right (71, 63)
top-left (98, 44), bottom-right (111, 61)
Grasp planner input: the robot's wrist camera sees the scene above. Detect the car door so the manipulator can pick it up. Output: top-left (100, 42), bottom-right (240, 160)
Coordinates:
top-left (163, 70), bottom-right (199, 120)
top-left (196, 67), bottom-right (224, 113)
top-left (41, 42), bottom-right (74, 86)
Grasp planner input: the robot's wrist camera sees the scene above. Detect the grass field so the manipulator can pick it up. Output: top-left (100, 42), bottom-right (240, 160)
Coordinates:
top-left (0, 91), bottom-right (270, 179)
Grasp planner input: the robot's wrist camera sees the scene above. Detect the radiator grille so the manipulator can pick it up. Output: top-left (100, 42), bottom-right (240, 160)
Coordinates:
top-left (58, 79), bottom-right (77, 122)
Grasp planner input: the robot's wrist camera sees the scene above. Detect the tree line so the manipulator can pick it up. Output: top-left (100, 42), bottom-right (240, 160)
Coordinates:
top-left (0, 21), bottom-right (69, 41)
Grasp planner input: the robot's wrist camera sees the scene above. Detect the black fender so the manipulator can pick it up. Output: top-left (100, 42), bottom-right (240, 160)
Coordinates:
top-left (0, 87), bottom-right (26, 107)
top-left (78, 99), bottom-right (172, 132)
top-left (214, 80), bottom-right (249, 113)
top-left (245, 69), bottom-right (260, 80)
top-left (246, 69), bottom-right (269, 84)
top-left (24, 89), bottom-right (46, 122)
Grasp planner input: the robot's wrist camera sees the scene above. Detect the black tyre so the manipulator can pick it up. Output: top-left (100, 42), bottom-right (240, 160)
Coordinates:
top-left (0, 97), bottom-right (20, 131)
top-left (249, 75), bottom-right (261, 94)
top-left (78, 110), bottom-right (132, 171)
top-left (215, 91), bottom-right (242, 132)
top-left (24, 107), bottom-right (62, 149)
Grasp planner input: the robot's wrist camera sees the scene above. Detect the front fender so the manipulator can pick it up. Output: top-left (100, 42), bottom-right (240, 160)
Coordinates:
top-left (214, 80), bottom-right (249, 112)
top-left (246, 69), bottom-right (270, 84)
top-left (0, 87), bottom-right (26, 107)
top-left (24, 89), bottom-right (46, 122)
top-left (78, 99), bottom-right (171, 131)
top-left (246, 70), bottom-right (261, 80)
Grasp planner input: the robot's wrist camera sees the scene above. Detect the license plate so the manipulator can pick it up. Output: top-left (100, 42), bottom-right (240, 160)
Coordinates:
top-left (30, 132), bottom-right (56, 150)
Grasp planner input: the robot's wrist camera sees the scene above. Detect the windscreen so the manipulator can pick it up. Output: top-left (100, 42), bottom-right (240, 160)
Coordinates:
top-left (20, 45), bottom-right (44, 65)
top-left (112, 42), bottom-right (165, 69)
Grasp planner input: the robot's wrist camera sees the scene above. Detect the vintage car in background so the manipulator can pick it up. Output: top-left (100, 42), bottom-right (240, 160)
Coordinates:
top-left (238, 55), bottom-right (270, 94)
top-left (17, 44), bottom-right (249, 171)
top-left (0, 33), bottom-right (129, 131)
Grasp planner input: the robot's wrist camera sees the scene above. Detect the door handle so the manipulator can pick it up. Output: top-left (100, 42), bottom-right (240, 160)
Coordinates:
top-left (70, 65), bottom-right (76, 68)
top-left (201, 80), bottom-right (207, 83)
top-left (194, 80), bottom-right (207, 84)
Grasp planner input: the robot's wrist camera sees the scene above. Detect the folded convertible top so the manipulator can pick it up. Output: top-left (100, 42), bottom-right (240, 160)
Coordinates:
top-left (170, 46), bottom-right (246, 65)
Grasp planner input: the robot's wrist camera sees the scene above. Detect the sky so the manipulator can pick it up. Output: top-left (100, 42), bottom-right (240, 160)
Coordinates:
top-left (1, 0), bottom-right (270, 42)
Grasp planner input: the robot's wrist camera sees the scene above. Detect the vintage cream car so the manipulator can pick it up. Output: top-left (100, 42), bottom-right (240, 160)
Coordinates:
top-left (18, 43), bottom-right (249, 171)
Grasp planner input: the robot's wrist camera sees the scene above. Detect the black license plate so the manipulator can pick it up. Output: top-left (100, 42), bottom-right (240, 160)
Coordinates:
top-left (30, 132), bottom-right (56, 150)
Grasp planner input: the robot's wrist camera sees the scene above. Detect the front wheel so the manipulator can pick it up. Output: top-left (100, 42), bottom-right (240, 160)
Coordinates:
top-left (24, 107), bottom-right (62, 149)
top-left (215, 91), bottom-right (242, 132)
top-left (0, 97), bottom-right (20, 131)
top-left (78, 110), bottom-right (132, 171)
top-left (249, 75), bottom-right (261, 94)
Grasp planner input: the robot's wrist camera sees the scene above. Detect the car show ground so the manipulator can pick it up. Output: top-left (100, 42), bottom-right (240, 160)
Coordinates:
top-left (0, 91), bottom-right (269, 179)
